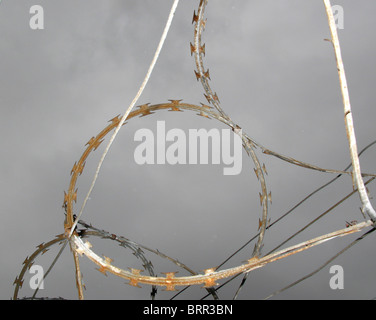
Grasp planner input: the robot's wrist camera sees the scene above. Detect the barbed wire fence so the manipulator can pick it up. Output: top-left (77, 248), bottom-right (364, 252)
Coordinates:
top-left (12, 0), bottom-right (376, 300)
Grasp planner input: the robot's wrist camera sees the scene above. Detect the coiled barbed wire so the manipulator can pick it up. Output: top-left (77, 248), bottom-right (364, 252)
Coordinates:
top-left (13, 0), bottom-right (376, 299)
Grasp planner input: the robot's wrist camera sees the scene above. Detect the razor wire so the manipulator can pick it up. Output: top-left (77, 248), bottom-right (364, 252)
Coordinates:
top-left (13, 0), bottom-right (376, 299)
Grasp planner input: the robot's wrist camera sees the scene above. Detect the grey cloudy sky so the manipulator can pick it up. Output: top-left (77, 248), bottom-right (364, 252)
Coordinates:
top-left (1, 0), bottom-right (376, 300)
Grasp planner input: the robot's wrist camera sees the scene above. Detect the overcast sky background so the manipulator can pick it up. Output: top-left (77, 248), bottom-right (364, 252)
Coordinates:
top-left (1, 0), bottom-right (376, 300)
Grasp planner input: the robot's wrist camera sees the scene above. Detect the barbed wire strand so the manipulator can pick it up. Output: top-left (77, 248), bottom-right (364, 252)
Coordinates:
top-left (264, 226), bottom-right (376, 299)
top-left (67, 0), bottom-right (180, 238)
top-left (323, 0), bottom-right (376, 222)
